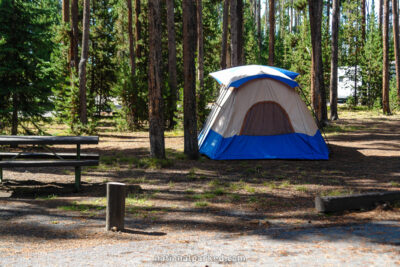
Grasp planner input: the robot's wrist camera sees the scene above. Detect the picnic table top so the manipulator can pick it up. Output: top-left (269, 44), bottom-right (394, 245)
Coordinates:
top-left (0, 135), bottom-right (99, 145)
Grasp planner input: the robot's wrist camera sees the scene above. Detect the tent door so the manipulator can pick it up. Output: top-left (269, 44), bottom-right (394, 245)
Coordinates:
top-left (240, 101), bottom-right (294, 136)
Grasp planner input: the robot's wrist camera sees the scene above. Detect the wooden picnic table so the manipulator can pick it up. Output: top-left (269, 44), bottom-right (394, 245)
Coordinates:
top-left (0, 135), bottom-right (99, 191)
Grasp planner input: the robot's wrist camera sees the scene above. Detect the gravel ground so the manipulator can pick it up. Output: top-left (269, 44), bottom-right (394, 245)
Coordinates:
top-left (1, 219), bottom-right (399, 266)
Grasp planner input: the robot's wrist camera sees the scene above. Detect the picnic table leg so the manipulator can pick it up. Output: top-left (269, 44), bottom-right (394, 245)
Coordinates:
top-left (75, 144), bottom-right (81, 191)
top-left (0, 159), bottom-right (2, 183)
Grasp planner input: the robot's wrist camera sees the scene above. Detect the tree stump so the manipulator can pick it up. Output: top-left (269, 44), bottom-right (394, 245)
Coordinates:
top-left (106, 182), bottom-right (126, 231)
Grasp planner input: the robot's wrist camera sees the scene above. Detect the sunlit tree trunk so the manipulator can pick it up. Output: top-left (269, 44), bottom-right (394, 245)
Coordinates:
top-left (197, 0), bottom-right (206, 124)
top-left (330, 0), bottom-right (340, 120)
top-left (148, 0), bottom-right (165, 158)
top-left (183, 0), bottom-right (199, 159)
top-left (382, 0), bottom-right (391, 114)
top-left (126, 0), bottom-right (137, 129)
top-left (70, 0), bottom-right (79, 73)
top-left (308, 0), bottom-right (327, 124)
top-left (268, 0), bottom-right (275, 66)
top-left (166, 0), bottom-right (178, 129)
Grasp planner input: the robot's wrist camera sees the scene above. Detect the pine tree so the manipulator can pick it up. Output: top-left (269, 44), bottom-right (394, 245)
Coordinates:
top-left (0, 0), bottom-right (57, 134)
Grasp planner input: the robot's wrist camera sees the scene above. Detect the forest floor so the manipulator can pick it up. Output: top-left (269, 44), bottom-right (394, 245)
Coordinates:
top-left (0, 107), bottom-right (400, 265)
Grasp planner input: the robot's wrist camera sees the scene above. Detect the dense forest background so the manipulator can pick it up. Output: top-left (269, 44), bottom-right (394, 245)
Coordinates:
top-left (0, 0), bottom-right (399, 158)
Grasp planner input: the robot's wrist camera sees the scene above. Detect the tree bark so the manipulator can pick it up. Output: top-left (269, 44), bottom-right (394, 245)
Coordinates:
top-left (392, 0), bottom-right (400, 104)
top-left (11, 93), bottom-right (18, 135)
top-left (361, 0), bottom-right (366, 41)
top-left (257, 0), bottom-right (261, 61)
top-left (183, 0), bottom-right (199, 159)
top-left (221, 0), bottom-right (229, 69)
top-left (127, 0), bottom-right (135, 78)
top-left (197, 0), bottom-right (205, 123)
top-left (379, 0), bottom-right (383, 29)
top-left (308, 0), bottom-right (328, 124)
top-left (78, 0), bottom-right (90, 125)
top-left (330, 0), bottom-right (340, 120)
top-left (382, 0), bottom-right (391, 114)
top-left (230, 0), bottom-right (243, 66)
top-left (166, 0), bottom-right (178, 129)
top-left (268, 0), bottom-right (275, 66)
top-left (148, 0), bottom-right (165, 158)
top-left (70, 0), bottom-right (79, 73)
top-left (62, 0), bottom-right (70, 24)
top-left (135, 0), bottom-right (142, 58)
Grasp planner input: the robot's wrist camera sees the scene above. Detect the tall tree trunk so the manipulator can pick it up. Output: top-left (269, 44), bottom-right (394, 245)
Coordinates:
top-left (127, 0), bottom-right (137, 129)
top-left (361, 0), bottom-right (366, 41)
top-left (257, 0), bottom-right (261, 61)
top-left (197, 0), bottom-right (205, 124)
top-left (11, 94), bottom-right (18, 135)
top-left (330, 0), bottom-right (340, 120)
top-left (166, 0), bottom-right (178, 129)
top-left (392, 0), bottom-right (400, 104)
top-left (326, 0), bottom-right (330, 33)
top-left (71, 0), bottom-right (79, 73)
top-left (221, 0), bottom-right (229, 69)
top-left (268, 0), bottom-right (275, 66)
top-left (382, 0), bottom-right (391, 114)
top-left (135, 0), bottom-right (142, 58)
top-left (230, 0), bottom-right (238, 66)
top-left (230, 0), bottom-right (243, 66)
top-left (308, 0), bottom-right (327, 124)
top-left (379, 0), bottom-right (383, 29)
top-left (62, 0), bottom-right (70, 22)
top-left (148, 0), bottom-right (165, 158)
top-left (78, 0), bottom-right (90, 125)
top-left (127, 0), bottom-right (135, 77)
top-left (183, 0), bottom-right (199, 159)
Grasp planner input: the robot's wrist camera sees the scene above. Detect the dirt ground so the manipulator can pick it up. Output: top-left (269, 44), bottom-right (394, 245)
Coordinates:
top-left (0, 108), bottom-right (400, 257)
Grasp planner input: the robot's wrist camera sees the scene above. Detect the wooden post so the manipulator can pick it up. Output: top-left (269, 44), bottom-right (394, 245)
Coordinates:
top-left (106, 182), bottom-right (126, 231)
top-left (75, 144), bottom-right (81, 191)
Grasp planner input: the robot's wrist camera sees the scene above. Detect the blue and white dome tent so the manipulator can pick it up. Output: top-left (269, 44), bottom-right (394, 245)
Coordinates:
top-left (198, 65), bottom-right (329, 160)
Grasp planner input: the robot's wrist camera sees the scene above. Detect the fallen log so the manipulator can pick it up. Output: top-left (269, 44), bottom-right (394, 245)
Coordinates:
top-left (315, 191), bottom-right (400, 213)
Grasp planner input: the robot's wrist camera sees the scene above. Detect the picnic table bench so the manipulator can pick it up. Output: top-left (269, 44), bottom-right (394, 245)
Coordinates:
top-left (0, 135), bottom-right (99, 191)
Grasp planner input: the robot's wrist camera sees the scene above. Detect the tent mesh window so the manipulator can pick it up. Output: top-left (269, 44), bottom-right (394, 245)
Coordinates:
top-left (240, 101), bottom-right (294, 136)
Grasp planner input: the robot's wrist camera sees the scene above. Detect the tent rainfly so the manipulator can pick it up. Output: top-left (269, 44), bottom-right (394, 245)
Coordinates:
top-left (198, 65), bottom-right (329, 160)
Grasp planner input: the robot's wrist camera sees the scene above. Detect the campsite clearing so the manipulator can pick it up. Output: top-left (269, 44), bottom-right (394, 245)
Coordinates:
top-left (0, 108), bottom-right (400, 258)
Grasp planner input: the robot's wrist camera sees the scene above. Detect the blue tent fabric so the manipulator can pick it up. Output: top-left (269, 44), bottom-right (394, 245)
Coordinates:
top-left (268, 66), bottom-right (299, 80)
top-left (229, 74), bottom-right (299, 89)
top-left (199, 129), bottom-right (329, 160)
top-left (210, 65), bottom-right (300, 89)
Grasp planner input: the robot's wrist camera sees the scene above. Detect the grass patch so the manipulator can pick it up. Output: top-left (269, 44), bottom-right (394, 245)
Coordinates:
top-left (321, 189), bottom-right (355, 197)
top-left (57, 202), bottom-right (105, 212)
top-left (264, 181), bottom-right (278, 190)
top-left (390, 181), bottom-right (400, 187)
top-left (295, 185), bottom-right (308, 193)
top-left (36, 194), bottom-right (57, 200)
top-left (124, 177), bottom-right (147, 184)
top-left (194, 201), bottom-right (209, 208)
top-left (244, 184), bottom-right (256, 193)
top-left (126, 193), bottom-right (153, 207)
top-left (133, 157), bottom-right (174, 169)
top-left (279, 180), bottom-right (291, 188)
